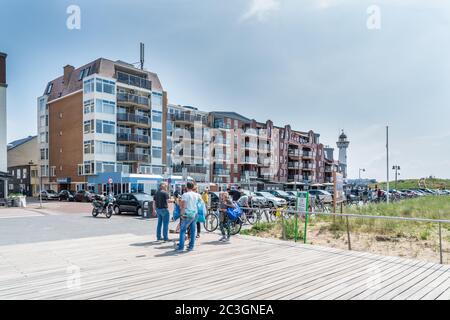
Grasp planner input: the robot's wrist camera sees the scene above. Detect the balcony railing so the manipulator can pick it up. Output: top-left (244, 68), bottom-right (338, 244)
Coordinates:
top-left (243, 128), bottom-right (258, 136)
top-left (117, 153), bottom-right (150, 162)
top-left (117, 93), bottom-right (150, 108)
top-left (117, 113), bottom-right (150, 126)
top-left (213, 169), bottom-right (230, 176)
top-left (171, 113), bottom-right (208, 125)
top-left (303, 151), bottom-right (315, 158)
top-left (242, 171), bottom-right (258, 178)
top-left (244, 143), bottom-right (258, 149)
top-left (241, 157), bottom-right (258, 164)
top-left (116, 71), bottom-right (152, 90)
top-left (213, 155), bottom-right (230, 162)
top-left (302, 163), bottom-right (316, 170)
top-left (288, 150), bottom-right (301, 157)
top-left (213, 138), bottom-right (230, 145)
top-left (172, 165), bottom-right (208, 174)
top-left (117, 133), bottom-right (149, 144)
top-left (288, 162), bottom-right (301, 169)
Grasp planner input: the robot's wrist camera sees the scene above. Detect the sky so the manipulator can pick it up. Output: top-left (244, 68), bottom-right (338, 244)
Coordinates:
top-left (0, 0), bottom-right (449, 181)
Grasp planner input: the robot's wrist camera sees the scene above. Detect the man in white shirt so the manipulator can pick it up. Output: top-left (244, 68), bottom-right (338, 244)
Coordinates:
top-left (176, 182), bottom-right (202, 252)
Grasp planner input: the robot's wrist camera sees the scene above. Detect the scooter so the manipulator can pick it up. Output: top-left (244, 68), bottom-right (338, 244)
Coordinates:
top-left (91, 196), bottom-right (115, 219)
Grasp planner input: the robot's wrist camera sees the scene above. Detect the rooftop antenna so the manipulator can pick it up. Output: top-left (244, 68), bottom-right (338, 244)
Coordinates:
top-left (140, 43), bottom-right (145, 70)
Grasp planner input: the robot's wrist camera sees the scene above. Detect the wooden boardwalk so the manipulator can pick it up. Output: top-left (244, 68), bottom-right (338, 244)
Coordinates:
top-left (0, 233), bottom-right (448, 300)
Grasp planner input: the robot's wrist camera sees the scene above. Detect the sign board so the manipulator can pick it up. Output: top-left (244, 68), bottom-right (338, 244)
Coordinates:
top-left (296, 191), bottom-right (309, 213)
top-left (108, 178), bottom-right (113, 184)
top-left (333, 171), bottom-right (345, 213)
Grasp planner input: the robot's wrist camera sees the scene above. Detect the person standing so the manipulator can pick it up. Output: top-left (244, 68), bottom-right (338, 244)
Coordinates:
top-left (218, 192), bottom-right (235, 242)
top-left (176, 182), bottom-right (201, 252)
top-left (154, 183), bottom-right (171, 242)
top-left (202, 188), bottom-right (210, 210)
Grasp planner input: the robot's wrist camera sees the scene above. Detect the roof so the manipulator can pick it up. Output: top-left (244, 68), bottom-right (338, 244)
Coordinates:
top-left (209, 111), bottom-right (252, 123)
top-left (7, 136), bottom-right (37, 151)
top-left (44, 58), bottom-right (164, 102)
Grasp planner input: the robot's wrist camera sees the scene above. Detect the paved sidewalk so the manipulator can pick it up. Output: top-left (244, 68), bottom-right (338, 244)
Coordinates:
top-left (0, 233), bottom-right (449, 300)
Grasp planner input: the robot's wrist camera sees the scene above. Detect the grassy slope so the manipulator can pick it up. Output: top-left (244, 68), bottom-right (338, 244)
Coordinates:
top-left (370, 178), bottom-right (450, 190)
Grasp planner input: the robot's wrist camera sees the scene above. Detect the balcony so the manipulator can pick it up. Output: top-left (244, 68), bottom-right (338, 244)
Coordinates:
top-left (302, 163), bottom-right (316, 170)
top-left (171, 113), bottom-right (208, 125)
top-left (241, 157), bottom-right (258, 164)
top-left (258, 157), bottom-right (271, 167)
top-left (213, 155), bottom-right (230, 162)
top-left (172, 165), bottom-right (208, 175)
top-left (302, 151), bottom-right (315, 158)
top-left (117, 93), bottom-right (150, 109)
top-left (116, 71), bottom-right (152, 90)
top-left (242, 171), bottom-right (258, 179)
top-left (213, 169), bottom-right (230, 176)
top-left (325, 166), bottom-right (333, 173)
top-left (244, 143), bottom-right (258, 150)
top-left (288, 175), bottom-right (302, 182)
top-left (243, 128), bottom-right (258, 136)
top-left (288, 150), bottom-right (301, 158)
top-left (213, 138), bottom-right (230, 146)
top-left (117, 133), bottom-right (149, 145)
top-left (117, 113), bottom-right (150, 127)
top-left (288, 162), bottom-right (301, 169)
top-left (117, 153), bottom-right (149, 163)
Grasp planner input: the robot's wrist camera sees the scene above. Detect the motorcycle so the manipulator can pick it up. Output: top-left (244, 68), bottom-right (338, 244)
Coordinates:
top-left (91, 195), bottom-right (115, 219)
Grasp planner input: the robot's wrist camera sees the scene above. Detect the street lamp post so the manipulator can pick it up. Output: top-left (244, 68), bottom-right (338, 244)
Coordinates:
top-left (392, 165), bottom-right (401, 190)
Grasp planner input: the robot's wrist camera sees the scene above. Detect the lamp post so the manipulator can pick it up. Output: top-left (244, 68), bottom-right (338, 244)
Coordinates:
top-left (392, 165), bottom-right (401, 190)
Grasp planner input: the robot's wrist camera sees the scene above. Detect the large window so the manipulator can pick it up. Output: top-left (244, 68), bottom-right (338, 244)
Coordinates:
top-left (152, 147), bottom-right (162, 159)
top-left (84, 120), bottom-right (94, 134)
top-left (84, 99), bottom-right (95, 114)
top-left (96, 79), bottom-right (115, 95)
top-left (152, 110), bottom-right (162, 123)
top-left (152, 128), bottom-right (162, 141)
top-left (84, 140), bottom-right (95, 154)
top-left (84, 78), bottom-right (94, 94)
top-left (152, 92), bottom-right (163, 107)
top-left (95, 99), bottom-right (116, 114)
top-left (96, 162), bottom-right (115, 173)
top-left (96, 120), bottom-right (115, 134)
top-left (95, 141), bottom-right (115, 154)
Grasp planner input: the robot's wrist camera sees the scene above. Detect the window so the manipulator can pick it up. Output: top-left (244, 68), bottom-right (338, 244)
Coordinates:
top-left (46, 83), bottom-right (53, 95)
top-left (152, 110), bottom-right (162, 123)
top-left (152, 128), bottom-right (162, 141)
top-left (152, 147), bottom-right (162, 159)
top-left (83, 161), bottom-right (95, 175)
top-left (96, 120), bottom-right (115, 134)
top-left (40, 132), bottom-right (46, 143)
top-left (40, 116), bottom-right (46, 127)
top-left (152, 93), bottom-right (163, 107)
top-left (84, 120), bottom-right (94, 134)
top-left (40, 148), bottom-right (48, 160)
top-left (16, 169), bottom-right (21, 179)
top-left (84, 99), bottom-right (95, 114)
top-left (84, 140), bottom-right (95, 154)
top-left (95, 99), bottom-right (116, 114)
top-left (96, 78), bottom-right (115, 95)
top-left (84, 78), bottom-right (94, 94)
top-left (78, 66), bottom-right (91, 81)
top-left (95, 141), bottom-right (115, 154)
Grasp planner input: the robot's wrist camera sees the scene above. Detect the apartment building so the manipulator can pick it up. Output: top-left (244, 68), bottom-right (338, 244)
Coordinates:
top-left (167, 104), bottom-right (210, 183)
top-left (0, 52), bottom-right (8, 199)
top-left (37, 58), bottom-right (168, 194)
top-left (7, 136), bottom-right (39, 196)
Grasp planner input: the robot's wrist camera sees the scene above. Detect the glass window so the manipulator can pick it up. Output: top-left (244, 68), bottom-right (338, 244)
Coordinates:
top-left (40, 116), bottom-right (46, 127)
top-left (46, 83), bottom-right (53, 95)
top-left (96, 78), bottom-right (116, 95)
top-left (152, 93), bottom-right (163, 107)
top-left (96, 120), bottom-right (115, 134)
top-left (84, 79), bottom-right (94, 93)
top-left (84, 120), bottom-right (94, 134)
top-left (84, 99), bottom-right (94, 114)
top-left (152, 110), bottom-right (162, 123)
top-left (152, 129), bottom-right (162, 141)
top-left (84, 140), bottom-right (94, 154)
top-left (95, 99), bottom-right (115, 114)
top-left (16, 169), bottom-right (21, 179)
top-left (152, 147), bottom-right (162, 159)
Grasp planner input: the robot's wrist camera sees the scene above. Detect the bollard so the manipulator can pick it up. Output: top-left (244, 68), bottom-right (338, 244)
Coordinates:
top-left (346, 216), bottom-right (351, 251)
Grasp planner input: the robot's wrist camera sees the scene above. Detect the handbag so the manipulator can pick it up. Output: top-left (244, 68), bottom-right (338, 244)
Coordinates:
top-left (196, 199), bottom-right (206, 223)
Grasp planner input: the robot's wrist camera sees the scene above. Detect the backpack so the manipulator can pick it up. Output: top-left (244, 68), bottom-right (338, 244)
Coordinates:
top-left (227, 202), bottom-right (242, 221)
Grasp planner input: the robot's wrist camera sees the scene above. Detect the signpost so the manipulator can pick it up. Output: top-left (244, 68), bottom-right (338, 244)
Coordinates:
top-left (295, 191), bottom-right (309, 243)
top-left (333, 171), bottom-right (344, 213)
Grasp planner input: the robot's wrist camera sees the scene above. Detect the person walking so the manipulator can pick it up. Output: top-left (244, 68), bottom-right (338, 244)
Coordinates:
top-left (154, 183), bottom-right (171, 242)
top-left (202, 188), bottom-right (210, 210)
top-left (176, 182), bottom-right (201, 252)
top-left (218, 192), bottom-right (235, 242)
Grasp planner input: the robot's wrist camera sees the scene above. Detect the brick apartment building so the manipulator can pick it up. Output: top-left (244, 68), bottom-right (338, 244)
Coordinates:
top-left (38, 58), bottom-right (168, 194)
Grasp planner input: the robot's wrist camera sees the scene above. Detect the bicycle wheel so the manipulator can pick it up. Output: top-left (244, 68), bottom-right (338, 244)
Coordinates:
top-left (246, 210), bottom-right (257, 225)
top-left (204, 213), bottom-right (219, 232)
top-left (230, 220), bottom-right (242, 235)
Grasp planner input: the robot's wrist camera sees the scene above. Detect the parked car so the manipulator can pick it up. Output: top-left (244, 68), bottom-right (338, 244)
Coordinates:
top-left (58, 190), bottom-right (75, 202)
top-left (113, 193), bottom-right (153, 216)
top-left (74, 190), bottom-right (96, 202)
top-left (308, 190), bottom-right (333, 203)
top-left (264, 190), bottom-right (296, 205)
top-left (40, 190), bottom-right (59, 200)
top-left (254, 191), bottom-right (287, 207)
top-left (241, 189), bottom-right (267, 207)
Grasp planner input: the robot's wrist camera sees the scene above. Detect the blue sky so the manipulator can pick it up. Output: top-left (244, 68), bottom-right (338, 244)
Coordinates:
top-left (1, 0), bottom-right (449, 181)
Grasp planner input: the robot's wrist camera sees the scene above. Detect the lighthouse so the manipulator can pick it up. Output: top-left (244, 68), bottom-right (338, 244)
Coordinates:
top-left (337, 130), bottom-right (349, 179)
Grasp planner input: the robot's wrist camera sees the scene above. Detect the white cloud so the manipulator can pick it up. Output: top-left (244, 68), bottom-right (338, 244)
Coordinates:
top-left (241, 0), bottom-right (280, 22)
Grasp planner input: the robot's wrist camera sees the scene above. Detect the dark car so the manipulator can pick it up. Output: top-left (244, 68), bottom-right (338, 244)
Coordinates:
top-left (113, 193), bottom-right (153, 216)
top-left (74, 190), bottom-right (95, 202)
top-left (265, 190), bottom-right (296, 205)
top-left (59, 190), bottom-right (75, 202)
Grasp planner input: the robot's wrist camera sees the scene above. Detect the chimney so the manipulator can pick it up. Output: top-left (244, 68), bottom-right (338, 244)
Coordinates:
top-left (0, 52), bottom-right (6, 87)
top-left (63, 64), bottom-right (74, 85)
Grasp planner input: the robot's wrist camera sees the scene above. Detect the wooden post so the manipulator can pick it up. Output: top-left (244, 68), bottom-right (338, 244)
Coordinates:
top-left (439, 222), bottom-right (443, 264)
top-left (346, 216), bottom-right (351, 251)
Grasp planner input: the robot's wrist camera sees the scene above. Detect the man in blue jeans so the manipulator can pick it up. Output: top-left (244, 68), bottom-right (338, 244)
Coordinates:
top-left (176, 182), bottom-right (201, 252)
top-left (154, 182), bottom-right (171, 241)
